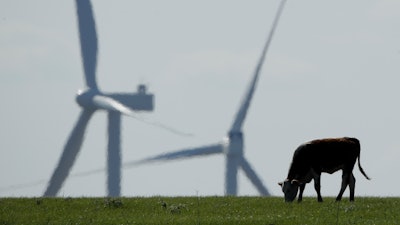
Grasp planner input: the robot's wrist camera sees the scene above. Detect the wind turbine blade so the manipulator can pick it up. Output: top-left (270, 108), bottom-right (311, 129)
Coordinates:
top-left (64, 144), bottom-right (224, 177)
top-left (124, 144), bottom-right (224, 167)
top-left (92, 95), bottom-right (136, 116)
top-left (43, 109), bottom-right (94, 196)
top-left (90, 94), bottom-right (193, 137)
top-left (230, 0), bottom-right (287, 133)
top-left (240, 157), bottom-right (270, 196)
top-left (76, 0), bottom-right (98, 90)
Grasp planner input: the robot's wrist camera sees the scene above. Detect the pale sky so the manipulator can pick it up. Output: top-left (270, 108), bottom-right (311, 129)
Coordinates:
top-left (1, 0), bottom-right (399, 197)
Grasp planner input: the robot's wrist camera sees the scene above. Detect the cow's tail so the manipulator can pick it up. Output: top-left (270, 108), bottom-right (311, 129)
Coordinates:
top-left (358, 156), bottom-right (370, 180)
top-left (356, 140), bottom-right (371, 180)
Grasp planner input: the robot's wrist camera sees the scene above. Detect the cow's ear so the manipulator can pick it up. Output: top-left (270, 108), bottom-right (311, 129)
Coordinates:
top-left (278, 182), bottom-right (283, 187)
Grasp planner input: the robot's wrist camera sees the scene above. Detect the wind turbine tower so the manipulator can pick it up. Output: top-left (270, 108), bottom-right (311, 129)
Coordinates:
top-left (44, 0), bottom-right (154, 197)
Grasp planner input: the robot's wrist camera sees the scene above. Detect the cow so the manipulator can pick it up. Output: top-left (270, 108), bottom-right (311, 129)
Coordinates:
top-left (278, 137), bottom-right (370, 202)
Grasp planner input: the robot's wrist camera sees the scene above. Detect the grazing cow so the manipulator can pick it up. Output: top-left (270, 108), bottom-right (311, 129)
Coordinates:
top-left (279, 137), bottom-right (370, 202)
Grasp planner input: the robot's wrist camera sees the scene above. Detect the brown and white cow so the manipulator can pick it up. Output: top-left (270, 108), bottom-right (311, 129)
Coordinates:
top-left (279, 137), bottom-right (370, 202)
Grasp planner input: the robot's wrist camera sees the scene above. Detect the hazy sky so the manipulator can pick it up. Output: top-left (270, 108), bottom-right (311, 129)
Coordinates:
top-left (1, 0), bottom-right (399, 197)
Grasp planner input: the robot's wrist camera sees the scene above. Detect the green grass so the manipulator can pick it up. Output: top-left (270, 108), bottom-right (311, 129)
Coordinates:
top-left (0, 197), bottom-right (399, 224)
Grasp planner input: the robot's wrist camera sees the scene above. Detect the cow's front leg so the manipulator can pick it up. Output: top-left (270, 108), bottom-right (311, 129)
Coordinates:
top-left (336, 172), bottom-right (350, 201)
top-left (313, 175), bottom-right (323, 202)
top-left (297, 183), bottom-right (306, 202)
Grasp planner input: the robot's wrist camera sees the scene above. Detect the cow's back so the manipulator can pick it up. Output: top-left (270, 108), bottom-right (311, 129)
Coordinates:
top-left (289, 137), bottom-right (360, 178)
top-left (304, 137), bottom-right (360, 173)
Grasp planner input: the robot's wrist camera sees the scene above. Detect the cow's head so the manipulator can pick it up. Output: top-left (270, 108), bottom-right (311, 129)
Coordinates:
top-left (278, 179), bottom-right (300, 202)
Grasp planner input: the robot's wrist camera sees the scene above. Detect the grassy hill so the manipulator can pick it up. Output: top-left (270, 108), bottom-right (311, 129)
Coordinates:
top-left (1, 197), bottom-right (399, 224)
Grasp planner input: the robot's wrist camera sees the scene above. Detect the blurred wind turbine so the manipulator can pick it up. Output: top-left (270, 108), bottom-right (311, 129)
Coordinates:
top-left (124, 0), bottom-right (287, 196)
top-left (44, 0), bottom-right (179, 197)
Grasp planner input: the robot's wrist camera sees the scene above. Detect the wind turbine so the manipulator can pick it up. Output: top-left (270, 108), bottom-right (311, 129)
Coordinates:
top-left (43, 0), bottom-right (155, 197)
top-left (124, 0), bottom-right (287, 196)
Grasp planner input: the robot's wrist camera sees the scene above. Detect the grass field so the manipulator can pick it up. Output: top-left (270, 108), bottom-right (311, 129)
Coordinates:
top-left (1, 197), bottom-right (399, 224)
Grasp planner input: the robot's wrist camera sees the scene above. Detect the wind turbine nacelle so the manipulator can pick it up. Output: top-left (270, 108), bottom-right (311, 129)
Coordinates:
top-left (226, 131), bottom-right (244, 155)
top-left (107, 85), bottom-right (154, 111)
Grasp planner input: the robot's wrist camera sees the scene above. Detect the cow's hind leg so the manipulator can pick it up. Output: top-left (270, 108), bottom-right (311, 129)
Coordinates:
top-left (336, 171), bottom-right (350, 201)
top-left (349, 173), bottom-right (356, 201)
